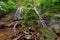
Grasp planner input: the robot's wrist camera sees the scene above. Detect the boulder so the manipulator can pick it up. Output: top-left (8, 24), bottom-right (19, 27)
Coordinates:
top-left (50, 24), bottom-right (60, 33)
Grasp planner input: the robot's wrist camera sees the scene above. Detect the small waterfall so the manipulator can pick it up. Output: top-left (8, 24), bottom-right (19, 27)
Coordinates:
top-left (14, 7), bottom-right (23, 20)
top-left (13, 21), bottom-right (19, 35)
top-left (29, 0), bottom-right (47, 28)
top-left (13, 7), bottom-right (23, 36)
top-left (12, 3), bottom-right (47, 40)
top-left (34, 7), bottom-right (47, 28)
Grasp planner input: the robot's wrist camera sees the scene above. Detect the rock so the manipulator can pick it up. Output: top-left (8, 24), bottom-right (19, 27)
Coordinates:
top-left (24, 34), bottom-right (32, 40)
top-left (54, 14), bottom-right (60, 18)
top-left (50, 24), bottom-right (60, 33)
top-left (23, 31), bottom-right (29, 34)
top-left (4, 22), bottom-right (15, 28)
top-left (36, 33), bottom-right (41, 40)
top-left (0, 22), bottom-right (5, 25)
top-left (0, 21), bottom-right (15, 29)
top-left (0, 22), bottom-right (5, 29)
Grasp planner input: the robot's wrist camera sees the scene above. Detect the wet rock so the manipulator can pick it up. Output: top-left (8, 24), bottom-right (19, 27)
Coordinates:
top-left (24, 34), bottom-right (32, 40)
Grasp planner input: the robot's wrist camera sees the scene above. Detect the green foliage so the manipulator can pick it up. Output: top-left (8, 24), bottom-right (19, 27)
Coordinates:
top-left (0, 0), bottom-right (19, 16)
top-left (7, 0), bottom-right (16, 12)
top-left (21, 7), bottom-right (38, 29)
top-left (0, 0), bottom-right (59, 39)
top-left (39, 0), bottom-right (59, 8)
top-left (0, 1), bottom-right (7, 16)
top-left (15, 0), bottom-right (39, 29)
top-left (35, 0), bottom-right (60, 20)
top-left (37, 28), bottom-right (57, 40)
top-left (0, 0), bottom-right (8, 2)
top-left (43, 12), bottom-right (54, 20)
top-left (0, 0), bottom-right (60, 28)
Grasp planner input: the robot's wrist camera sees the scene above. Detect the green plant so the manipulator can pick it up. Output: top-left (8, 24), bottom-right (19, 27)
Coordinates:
top-left (21, 7), bottom-right (38, 29)
top-left (43, 12), bottom-right (54, 20)
top-left (18, 0), bottom-right (60, 29)
top-left (0, 0), bottom-right (19, 16)
top-left (37, 28), bottom-right (57, 40)
top-left (0, 1), bottom-right (7, 16)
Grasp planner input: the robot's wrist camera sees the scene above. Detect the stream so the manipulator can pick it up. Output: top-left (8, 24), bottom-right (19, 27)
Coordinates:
top-left (12, 7), bottom-right (23, 40)
top-left (34, 7), bottom-right (47, 28)
top-left (13, 6), bottom-right (47, 40)
top-left (13, 0), bottom-right (47, 40)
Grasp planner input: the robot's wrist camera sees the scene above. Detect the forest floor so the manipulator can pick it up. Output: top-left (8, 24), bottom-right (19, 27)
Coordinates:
top-left (0, 13), bottom-right (60, 40)
top-left (0, 13), bottom-right (14, 22)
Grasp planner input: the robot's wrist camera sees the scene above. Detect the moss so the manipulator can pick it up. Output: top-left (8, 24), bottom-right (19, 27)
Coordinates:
top-left (0, 38), bottom-right (3, 40)
top-left (37, 28), bottom-right (57, 39)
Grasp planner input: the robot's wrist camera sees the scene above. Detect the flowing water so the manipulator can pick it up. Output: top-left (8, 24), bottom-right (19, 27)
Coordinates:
top-left (13, 21), bottom-right (19, 35)
top-left (12, 3), bottom-right (47, 40)
top-left (34, 7), bottom-right (47, 28)
top-left (13, 7), bottom-right (23, 40)
top-left (30, 0), bottom-right (47, 28)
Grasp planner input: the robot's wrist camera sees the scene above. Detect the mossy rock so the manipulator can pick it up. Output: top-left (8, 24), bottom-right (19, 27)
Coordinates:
top-left (37, 28), bottom-right (57, 39)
